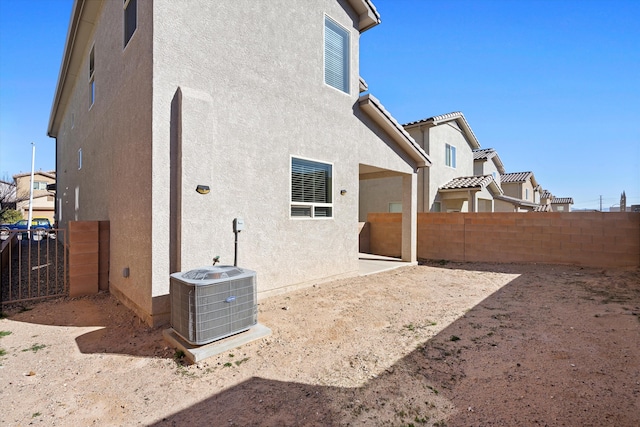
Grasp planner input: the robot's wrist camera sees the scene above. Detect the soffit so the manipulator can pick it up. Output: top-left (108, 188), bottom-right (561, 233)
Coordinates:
top-left (346, 0), bottom-right (381, 32)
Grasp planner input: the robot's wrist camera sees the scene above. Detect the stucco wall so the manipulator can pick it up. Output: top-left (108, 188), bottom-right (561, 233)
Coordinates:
top-left (146, 0), bottom-right (418, 322)
top-left (52, 0), bottom-right (155, 322)
top-left (52, 0), bottom-right (421, 325)
top-left (365, 212), bottom-right (640, 267)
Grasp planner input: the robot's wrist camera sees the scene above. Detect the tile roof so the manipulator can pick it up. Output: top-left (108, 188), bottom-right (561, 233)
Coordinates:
top-left (13, 170), bottom-right (56, 180)
top-left (439, 175), bottom-right (501, 194)
top-left (540, 189), bottom-right (553, 199)
top-left (533, 204), bottom-right (552, 212)
top-left (551, 197), bottom-right (574, 204)
top-left (472, 148), bottom-right (494, 160)
top-left (472, 148), bottom-right (506, 174)
top-left (402, 112), bottom-right (481, 149)
top-left (501, 171), bottom-right (533, 183)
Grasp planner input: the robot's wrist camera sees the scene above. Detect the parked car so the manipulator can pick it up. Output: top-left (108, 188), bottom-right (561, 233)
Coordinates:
top-left (0, 218), bottom-right (53, 241)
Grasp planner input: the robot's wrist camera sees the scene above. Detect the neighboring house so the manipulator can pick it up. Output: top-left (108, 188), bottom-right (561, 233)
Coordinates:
top-left (473, 148), bottom-right (505, 187)
top-left (550, 197), bottom-right (574, 212)
top-left (360, 111), bottom-right (487, 215)
top-left (0, 179), bottom-right (17, 212)
top-left (12, 171), bottom-right (56, 222)
top-left (495, 171), bottom-right (541, 212)
top-left (47, 0), bottom-right (431, 326)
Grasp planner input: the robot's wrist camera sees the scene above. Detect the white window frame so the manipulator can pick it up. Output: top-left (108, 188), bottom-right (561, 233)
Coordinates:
top-left (324, 16), bottom-right (350, 94)
top-left (89, 45), bottom-right (95, 108)
top-left (433, 201), bottom-right (442, 212)
top-left (290, 156), bottom-right (333, 219)
top-left (124, 0), bottom-right (137, 48)
top-left (445, 144), bottom-right (456, 168)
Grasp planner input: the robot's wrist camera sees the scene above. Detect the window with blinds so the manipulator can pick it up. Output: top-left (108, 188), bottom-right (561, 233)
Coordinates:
top-left (291, 157), bottom-right (333, 218)
top-left (324, 16), bottom-right (349, 93)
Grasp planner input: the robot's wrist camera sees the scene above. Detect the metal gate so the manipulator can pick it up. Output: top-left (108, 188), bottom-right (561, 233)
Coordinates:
top-left (0, 229), bottom-right (68, 305)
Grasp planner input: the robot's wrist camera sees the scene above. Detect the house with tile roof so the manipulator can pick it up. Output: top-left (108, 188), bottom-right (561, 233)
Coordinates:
top-left (360, 111), bottom-right (497, 214)
top-left (494, 171), bottom-right (542, 212)
top-left (12, 171), bottom-right (56, 222)
top-left (473, 148), bottom-right (506, 187)
top-left (47, 0), bottom-right (431, 326)
top-left (550, 197), bottom-right (574, 212)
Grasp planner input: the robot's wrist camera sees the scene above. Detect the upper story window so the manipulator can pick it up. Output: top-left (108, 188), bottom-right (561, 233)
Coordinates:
top-left (324, 16), bottom-right (349, 93)
top-left (291, 157), bottom-right (333, 218)
top-left (124, 0), bottom-right (137, 47)
top-left (445, 144), bottom-right (456, 168)
top-left (525, 188), bottom-right (529, 200)
top-left (33, 181), bottom-right (47, 190)
top-left (89, 45), bottom-right (95, 107)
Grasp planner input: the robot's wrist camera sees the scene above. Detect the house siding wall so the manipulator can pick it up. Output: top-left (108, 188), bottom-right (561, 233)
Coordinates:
top-left (53, 0), bottom-right (155, 320)
top-left (365, 212), bottom-right (640, 267)
top-left (145, 0), bottom-right (417, 321)
top-left (52, 0), bottom-right (422, 325)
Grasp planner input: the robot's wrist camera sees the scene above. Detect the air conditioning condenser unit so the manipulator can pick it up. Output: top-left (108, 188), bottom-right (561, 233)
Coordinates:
top-left (170, 265), bottom-right (257, 345)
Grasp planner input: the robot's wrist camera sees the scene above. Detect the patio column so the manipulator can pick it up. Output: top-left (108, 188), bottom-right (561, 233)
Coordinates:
top-left (401, 172), bottom-right (417, 262)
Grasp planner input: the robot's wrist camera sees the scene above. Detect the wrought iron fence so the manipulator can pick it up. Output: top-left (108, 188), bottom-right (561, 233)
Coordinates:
top-left (0, 228), bottom-right (68, 305)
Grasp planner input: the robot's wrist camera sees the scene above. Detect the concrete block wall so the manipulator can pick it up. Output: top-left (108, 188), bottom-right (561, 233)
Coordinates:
top-left (69, 221), bottom-right (110, 297)
top-left (365, 212), bottom-right (640, 268)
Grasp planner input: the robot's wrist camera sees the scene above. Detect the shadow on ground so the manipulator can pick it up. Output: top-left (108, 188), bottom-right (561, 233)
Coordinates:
top-left (151, 263), bottom-right (640, 426)
top-left (4, 263), bottom-right (640, 425)
top-left (3, 291), bottom-right (168, 358)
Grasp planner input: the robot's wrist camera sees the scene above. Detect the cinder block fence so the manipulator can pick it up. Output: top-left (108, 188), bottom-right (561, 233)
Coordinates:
top-left (364, 212), bottom-right (640, 268)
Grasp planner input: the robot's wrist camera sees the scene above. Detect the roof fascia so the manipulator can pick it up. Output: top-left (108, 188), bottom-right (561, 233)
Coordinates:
top-left (346, 0), bottom-right (381, 32)
top-left (48, 0), bottom-right (102, 137)
top-left (358, 93), bottom-right (432, 168)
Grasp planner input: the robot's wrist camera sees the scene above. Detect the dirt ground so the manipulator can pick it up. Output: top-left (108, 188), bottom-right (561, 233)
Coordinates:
top-left (1, 261), bottom-right (639, 426)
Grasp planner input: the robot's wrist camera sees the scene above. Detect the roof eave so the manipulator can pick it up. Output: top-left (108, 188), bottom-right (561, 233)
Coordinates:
top-left (48, 0), bottom-right (102, 137)
top-left (359, 94), bottom-right (432, 168)
top-left (347, 0), bottom-right (381, 32)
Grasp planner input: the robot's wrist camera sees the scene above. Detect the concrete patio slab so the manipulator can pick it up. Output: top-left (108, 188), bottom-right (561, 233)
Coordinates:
top-left (359, 252), bottom-right (416, 276)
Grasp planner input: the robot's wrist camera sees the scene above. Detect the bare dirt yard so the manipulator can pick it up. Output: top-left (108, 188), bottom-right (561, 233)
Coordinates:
top-left (1, 261), bottom-right (639, 426)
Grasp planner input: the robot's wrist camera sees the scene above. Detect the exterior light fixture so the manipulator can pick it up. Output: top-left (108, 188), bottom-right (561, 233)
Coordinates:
top-left (196, 185), bottom-right (210, 194)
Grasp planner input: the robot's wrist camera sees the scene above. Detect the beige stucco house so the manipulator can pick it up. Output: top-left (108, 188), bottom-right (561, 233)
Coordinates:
top-left (494, 171), bottom-right (542, 212)
top-left (47, 0), bottom-right (431, 326)
top-left (550, 197), bottom-right (574, 212)
top-left (360, 111), bottom-right (493, 216)
top-left (13, 171), bottom-right (56, 222)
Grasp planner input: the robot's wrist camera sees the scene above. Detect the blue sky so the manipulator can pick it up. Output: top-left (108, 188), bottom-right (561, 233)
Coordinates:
top-left (1, 0), bottom-right (639, 210)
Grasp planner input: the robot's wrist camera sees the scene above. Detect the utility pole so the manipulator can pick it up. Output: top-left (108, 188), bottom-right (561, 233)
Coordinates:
top-left (599, 195), bottom-right (602, 212)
